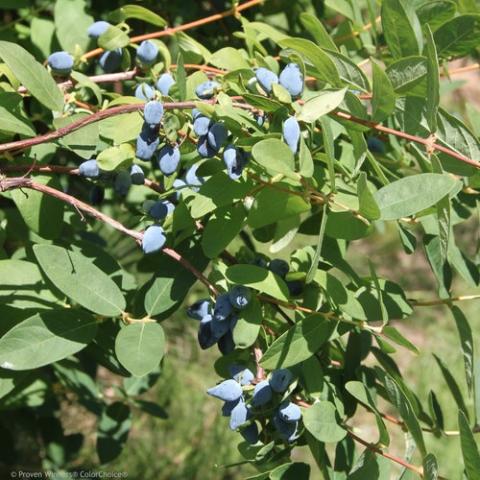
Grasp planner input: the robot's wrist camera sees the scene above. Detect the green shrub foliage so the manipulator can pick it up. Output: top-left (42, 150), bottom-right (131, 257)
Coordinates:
top-left (1, 0), bottom-right (480, 478)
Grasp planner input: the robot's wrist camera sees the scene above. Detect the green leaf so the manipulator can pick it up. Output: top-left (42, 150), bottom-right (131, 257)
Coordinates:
top-left (0, 41), bottom-right (63, 111)
top-left (247, 188), bottom-right (310, 229)
top-left (382, 326), bottom-right (419, 354)
top-left (278, 38), bottom-right (341, 86)
top-left (423, 453), bottom-right (439, 480)
top-left (176, 53), bottom-right (187, 101)
top-left (98, 25), bottom-right (130, 51)
top-left (371, 61), bottom-right (395, 122)
top-left (251, 138), bottom-right (298, 179)
top-left (54, 113), bottom-right (99, 159)
top-left (0, 310), bottom-right (97, 370)
top-left (458, 410), bottom-right (480, 480)
top-left (260, 315), bottom-right (336, 369)
top-left (270, 463), bottom-right (310, 480)
top-left (54, 0), bottom-right (93, 53)
top-left (417, 1), bottom-right (457, 32)
top-left (374, 173), bottom-right (458, 220)
top-left (0, 103), bottom-right (35, 137)
top-left (233, 297), bottom-right (262, 349)
top-left (226, 264), bottom-right (290, 302)
top-left (425, 26), bottom-right (440, 132)
top-left (33, 244), bottom-right (126, 317)
top-left (97, 143), bottom-right (134, 171)
top-left (357, 172), bottom-right (380, 220)
top-left (242, 93), bottom-right (283, 112)
top-left (381, 0), bottom-right (422, 58)
top-left (306, 204), bottom-right (328, 284)
top-left (115, 322), bottom-right (165, 377)
top-left (201, 204), bottom-right (246, 259)
top-left (328, 51), bottom-right (370, 92)
top-left (434, 14), bottom-right (480, 58)
top-left (319, 117), bottom-right (336, 191)
top-left (450, 306), bottom-right (474, 392)
top-left (110, 5), bottom-right (167, 27)
top-left (386, 56), bottom-right (427, 95)
top-left (298, 88), bottom-right (347, 123)
top-left (97, 402), bottom-right (131, 464)
top-left (11, 175), bottom-right (64, 239)
top-left (299, 13), bottom-right (338, 51)
top-left (303, 401), bottom-right (346, 443)
top-left (210, 47), bottom-right (250, 70)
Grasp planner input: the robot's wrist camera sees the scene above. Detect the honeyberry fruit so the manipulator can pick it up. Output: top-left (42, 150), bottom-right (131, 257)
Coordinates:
top-left (148, 200), bottom-right (175, 220)
top-left (173, 178), bottom-right (188, 199)
top-left (255, 67), bottom-right (278, 94)
top-left (213, 293), bottom-right (234, 322)
top-left (99, 49), bottom-right (122, 73)
top-left (240, 423), bottom-right (259, 444)
top-left (279, 63), bottom-right (304, 97)
top-left (193, 115), bottom-right (212, 137)
top-left (223, 145), bottom-right (248, 181)
top-left (157, 145), bottom-right (180, 176)
top-left (222, 399), bottom-right (240, 417)
top-left (195, 80), bottom-right (220, 99)
top-left (269, 368), bottom-right (293, 393)
top-left (286, 279), bottom-right (303, 297)
top-left (114, 170), bottom-right (132, 196)
top-left (228, 285), bottom-right (252, 310)
top-left (211, 315), bottom-right (231, 340)
top-left (283, 116), bottom-right (301, 154)
top-left (218, 330), bottom-right (235, 355)
top-left (273, 412), bottom-right (300, 443)
top-left (252, 380), bottom-right (273, 407)
top-left (187, 299), bottom-right (211, 320)
top-left (136, 40), bottom-right (158, 65)
top-left (207, 379), bottom-right (243, 402)
top-left (278, 401), bottom-right (302, 423)
top-left (229, 365), bottom-right (254, 386)
top-left (229, 400), bottom-right (250, 430)
top-left (156, 73), bottom-right (175, 96)
top-left (144, 101), bottom-right (164, 127)
top-left (142, 225), bottom-right (166, 254)
top-left (134, 83), bottom-right (155, 101)
top-left (89, 185), bottom-right (104, 205)
top-left (79, 159), bottom-right (100, 178)
top-left (269, 259), bottom-right (289, 278)
top-left (185, 164), bottom-right (205, 188)
top-left (87, 21), bottom-right (111, 38)
top-left (197, 135), bottom-right (217, 158)
top-left (367, 136), bottom-right (385, 154)
top-left (198, 315), bottom-right (217, 349)
top-left (130, 164), bottom-right (145, 185)
top-left (136, 124), bottom-right (160, 161)
top-left (207, 123), bottom-right (228, 151)
top-left (48, 51), bottom-right (74, 76)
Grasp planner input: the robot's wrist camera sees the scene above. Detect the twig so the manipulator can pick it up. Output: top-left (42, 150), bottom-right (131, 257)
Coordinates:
top-left (411, 294), bottom-right (480, 307)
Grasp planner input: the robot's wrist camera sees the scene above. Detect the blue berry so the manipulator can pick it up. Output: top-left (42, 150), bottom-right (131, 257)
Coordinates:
top-left (223, 145), bottom-right (248, 181)
top-left (192, 108), bottom-right (202, 120)
top-left (136, 40), bottom-right (158, 65)
top-left (228, 285), bottom-right (251, 310)
top-left (367, 136), bottom-right (385, 154)
top-left (156, 73), bottom-right (175, 96)
top-left (286, 280), bottom-right (303, 297)
top-left (185, 164), bottom-right (205, 188)
top-left (218, 330), bottom-right (235, 355)
top-left (273, 412), bottom-right (300, 443)
top-left (130, 164), bottom-right (145, 185)
top-left (240, 423), bottom-right (259, 444)
top-left (157, 145), bottom-right (180, 176)
top-left (197, 135), bottom-right (217, 158)
top-left (142, 225), bottom-right (166, 254)
top-left (195, 80), bottom-right (220, 99)
top-left (99, 48), bottom-right (122, 73)
top-left (187, 299), bottom-right (211, 320)
top-left (222, 399), bottom-right (241, 417)
top-left (255, 67), bottom-right (278, 94)
top-left (148, 200), bottom-right (175, 220)
top-left (279, 63), bottom-right (304, 97)
top-left (269, 259), bottom-right (290, 278)
top-left (173, 178), bottom-right (188, 199)
top-left (255, 114), bottom-right (265, 127)
top-left (193, 115), bottom-right (212, 136)
top-left (136, 124), bottom-right (159, 161)
top-left (230, 400), bottom-right (250, 430)
top-left (198, 315), bottom-right (217, 349)
top-left (144, 101), bottom-right (164, 127)
top-left (252, 380), bottom-right (273, 407)
top-left (207, 379), bottom-right (243, 402)
top-left (213, 293), bottom-right (233, 322)
top-left (48, 51), bottom-right (73, 76)
top-left (283, 116), bottom-right (301, 154)
top-left (114, 170), bottom-right (131, 196)
top-left (207, 123), bottom-right (228, 151)
top-left (79, 159), bottom-right (100, 178)
top-left (134, 83), bottom-right (155, 101)
top-left (279, 401), bottom-right (302, 423)
top-left (229, 365), bottom-right (254, 386)
top-left (89, 185), bottom-right (104, 205)
top-left (269, 369), bottom-right (293, 393)
top-left (88, 21), bottom-right (111, 38)
top-left (211, 315), bottom-right (231, 340)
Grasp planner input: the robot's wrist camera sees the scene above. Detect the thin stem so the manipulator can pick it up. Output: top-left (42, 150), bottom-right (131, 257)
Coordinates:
top-left (411, 294), bottom-right (480, 307)
top-left (0, 176), bottom-right (217, 296)
top-left (82, 0), bottom-right (264, 60)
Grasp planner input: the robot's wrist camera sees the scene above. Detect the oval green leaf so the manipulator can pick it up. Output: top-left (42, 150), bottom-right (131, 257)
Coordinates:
top-left (303, 401), bottom-right (347, 443)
